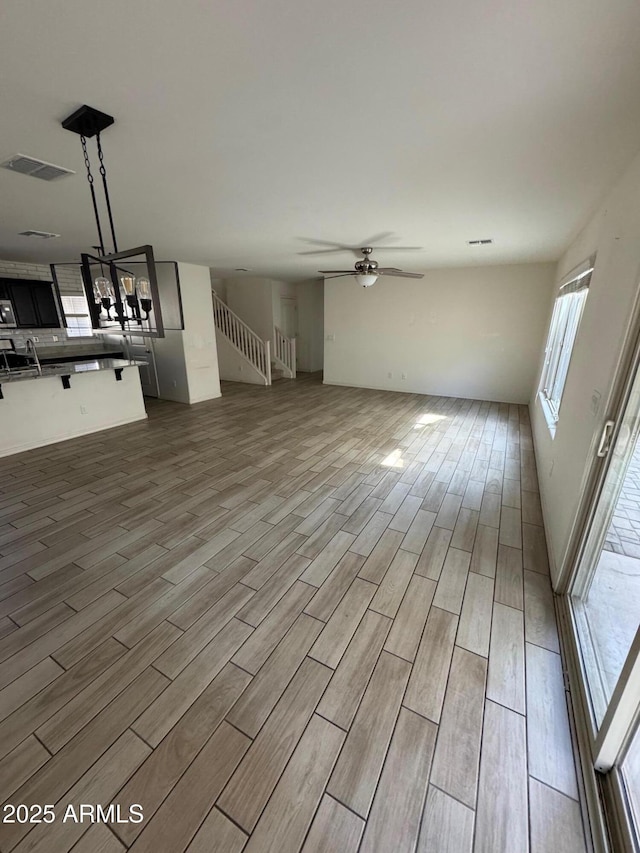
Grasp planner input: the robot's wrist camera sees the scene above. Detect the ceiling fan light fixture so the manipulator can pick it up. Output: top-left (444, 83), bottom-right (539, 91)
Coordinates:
top-left (355, 273), bottom-right (378, 288)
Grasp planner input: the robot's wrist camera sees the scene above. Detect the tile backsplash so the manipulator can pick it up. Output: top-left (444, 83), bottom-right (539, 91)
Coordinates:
top-left (0, 258), bottom-right (84, 294)
top-left (0, 329), bottom-right (73, 350)
top-left (0, 258), bottom-right (88, 349)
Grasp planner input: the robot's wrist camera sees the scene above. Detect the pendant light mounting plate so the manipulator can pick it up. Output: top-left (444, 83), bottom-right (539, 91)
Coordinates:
top-left (62, 105), bottom-right (114, 138)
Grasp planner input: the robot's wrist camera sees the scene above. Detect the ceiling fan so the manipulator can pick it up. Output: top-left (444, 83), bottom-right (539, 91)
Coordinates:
top-left (319, 246), bottom-right (424, 287)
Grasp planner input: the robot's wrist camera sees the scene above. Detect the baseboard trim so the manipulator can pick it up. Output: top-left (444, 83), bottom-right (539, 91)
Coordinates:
top-left (322, 378), bottom-right (527, 405)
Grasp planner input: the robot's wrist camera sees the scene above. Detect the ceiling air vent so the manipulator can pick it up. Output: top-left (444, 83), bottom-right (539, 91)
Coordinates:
top-left (18, 230), bottom-right (61, 239)
top-left (1, 154), bottom-right (75, 181)
top-left (467, 238), bottom-right (493, 246)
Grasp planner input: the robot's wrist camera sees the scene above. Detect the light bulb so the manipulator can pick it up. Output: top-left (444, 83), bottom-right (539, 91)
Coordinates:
top-left (94, 276), bottom-right (112, 299)
top-left (120, 275), bottom-right (135, 296)
top-left (135, 276), bottom-right (151, 300)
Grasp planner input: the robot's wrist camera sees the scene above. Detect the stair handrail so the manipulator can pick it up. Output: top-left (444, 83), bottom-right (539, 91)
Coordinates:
top-left (212, 290), bottom-right (271, 384)
top-left (273, 325), bottom-right (297, 379)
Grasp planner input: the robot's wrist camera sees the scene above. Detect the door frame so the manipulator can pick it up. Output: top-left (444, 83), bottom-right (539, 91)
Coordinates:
top-left (279, 297), bottom-right (297, 339)
top-left (557, 280), bottom-right (640, 596)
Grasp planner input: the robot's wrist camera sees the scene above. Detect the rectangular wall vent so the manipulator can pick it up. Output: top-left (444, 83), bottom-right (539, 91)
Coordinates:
top-left (18, 230), bottom-right (61, 239)
top-left (1, 154), bottom-right (75, 181)
top-left (467, 238), bottom-right (493, 246)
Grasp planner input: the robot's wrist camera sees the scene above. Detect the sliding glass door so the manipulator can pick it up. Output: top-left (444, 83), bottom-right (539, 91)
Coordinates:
top-left (568, 346), bottom-right (640, 849)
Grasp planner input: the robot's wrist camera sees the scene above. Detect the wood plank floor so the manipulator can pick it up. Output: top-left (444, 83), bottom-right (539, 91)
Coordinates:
top-left (0, 374), bottom-right (588, 852)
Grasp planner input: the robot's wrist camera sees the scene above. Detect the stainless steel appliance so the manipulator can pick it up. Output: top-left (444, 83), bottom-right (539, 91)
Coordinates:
top-left (0, 300), bottom-right (17, 328)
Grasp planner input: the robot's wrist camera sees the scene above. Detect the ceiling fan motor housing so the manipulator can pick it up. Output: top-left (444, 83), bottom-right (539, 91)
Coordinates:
top-left (355, 259), bottom-right (378, 272)
top-left (318, 243), bottom-right (424, 283)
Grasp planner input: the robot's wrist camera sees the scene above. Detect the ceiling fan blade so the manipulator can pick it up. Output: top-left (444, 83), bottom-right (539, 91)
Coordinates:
top-left (300, 237), bottom-right (354, 248)
top-left (321, 273), bottom-right (357, 280)
top-left (383, 272), bottom-right (424, 278)
top-left (318, 270), bottom-right (357, 274)
top-left (358, 232), bottom-right (396, 247)
top-left (371, 246), bottom-right (423, 251)
top-left (298, 247), bottom-right (358, 256)
top-left (376, 267), bottom-right (424, 278)
top-left (378, 267), bottom-right (404, 272)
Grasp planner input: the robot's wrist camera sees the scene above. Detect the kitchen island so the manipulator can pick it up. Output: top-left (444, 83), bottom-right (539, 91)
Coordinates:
top-left (0, 358), bottom-right (147, 458)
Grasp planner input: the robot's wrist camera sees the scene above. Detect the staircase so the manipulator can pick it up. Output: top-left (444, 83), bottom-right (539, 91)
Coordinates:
top-left (212, 291), bottom-right (271, 385)
top-left (273, 325), bottom-right (297, 379)
top-left (212, 292), bottom-right (298, 386)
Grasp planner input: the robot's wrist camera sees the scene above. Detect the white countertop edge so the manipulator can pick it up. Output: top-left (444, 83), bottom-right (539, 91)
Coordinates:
top-left (0, 358), bottom-right (147, 384)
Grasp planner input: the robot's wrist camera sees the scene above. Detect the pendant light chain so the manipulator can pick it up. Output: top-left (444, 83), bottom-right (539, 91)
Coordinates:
top-left (96, 133), bottom-right (119, 254)
top-left (80, 134), bottom-right (106, 256)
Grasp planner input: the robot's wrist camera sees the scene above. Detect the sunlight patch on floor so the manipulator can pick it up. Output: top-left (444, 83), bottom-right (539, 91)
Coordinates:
top-left (381, 448), bottom-right (404, 468)
top-left (413, 413), bottom-right (447, 429)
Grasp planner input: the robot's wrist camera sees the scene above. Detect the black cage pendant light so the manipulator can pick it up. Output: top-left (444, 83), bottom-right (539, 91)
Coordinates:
top-left (62, 105), bottom-right (117, 256)
top-left (61, 105), bottom-right (163, 337)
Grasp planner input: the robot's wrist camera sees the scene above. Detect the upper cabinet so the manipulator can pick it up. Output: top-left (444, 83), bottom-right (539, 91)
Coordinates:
top-left (0, 279), bottom-right (60, 328)
top-left (30, 282), bottom-right (60, 327)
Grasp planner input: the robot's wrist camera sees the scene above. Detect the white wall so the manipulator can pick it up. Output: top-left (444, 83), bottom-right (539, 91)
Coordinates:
top-left (323, 263), bottom-right (556, 403)
top-left (210, 274), bottom-right (226, 303)
top-left (177, 263), bottom-right (221, 403)
top-left (225, 277), bottom-right (275, 343)
top-left (296, 279), bottom-right (324, 372)
top-left (531, 150), bottom-right (640, 586)
top-left (154, 262), bottom-right (221, 404)
top-left (272, 280), bottom-right (297, 333)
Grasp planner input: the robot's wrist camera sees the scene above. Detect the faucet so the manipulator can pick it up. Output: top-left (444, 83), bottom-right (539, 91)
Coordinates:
top-left (25, 338), bottom-right (42, 375)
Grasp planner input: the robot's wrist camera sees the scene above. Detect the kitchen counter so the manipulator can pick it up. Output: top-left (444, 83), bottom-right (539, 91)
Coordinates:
top-left (0, 358), bottom-right (146, 384)
top-left (0, 358), bottom-right (147, 458)
top-left (30, 343), bottom-right (126, 360)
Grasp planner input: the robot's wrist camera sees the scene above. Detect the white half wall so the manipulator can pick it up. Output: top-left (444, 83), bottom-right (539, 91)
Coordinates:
top-left (323, 263), bottom-right (556, 404)
top-left (0, 367), bottom-right (146, 458)
top-left (530, 149), bottom-right (640, 586)
top-left (216, 333), bottom-right (267, 385)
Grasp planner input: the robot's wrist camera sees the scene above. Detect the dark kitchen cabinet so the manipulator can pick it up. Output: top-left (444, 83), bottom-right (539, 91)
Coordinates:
top-left (31, 283), bottom-right (60, 327)
top-left (0, 279), bottom-right (60, 328)
top-left (10, 284), bottom-right (39, 326)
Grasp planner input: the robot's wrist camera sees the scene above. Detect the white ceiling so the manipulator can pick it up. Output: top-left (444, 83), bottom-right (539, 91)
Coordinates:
top-left (1, 0), bottom-right (640, 281)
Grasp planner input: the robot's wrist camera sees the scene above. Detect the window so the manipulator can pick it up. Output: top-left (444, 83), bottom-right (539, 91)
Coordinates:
top-left (539, 260), bottom-right (593, 424)
top-left (61, 294), bottom-right (93, 338)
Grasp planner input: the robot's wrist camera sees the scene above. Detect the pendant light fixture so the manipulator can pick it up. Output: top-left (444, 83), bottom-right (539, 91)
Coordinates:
top-left (61, 105), bottom-right (164, 337)
top-left (62, 105), bottom-right (117, 256)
